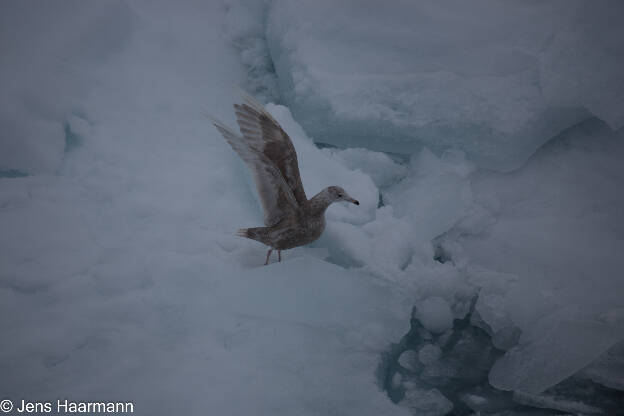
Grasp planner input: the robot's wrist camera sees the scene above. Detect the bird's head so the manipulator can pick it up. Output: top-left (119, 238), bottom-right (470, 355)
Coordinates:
top-left (327, 186), bottom-right (359, 205)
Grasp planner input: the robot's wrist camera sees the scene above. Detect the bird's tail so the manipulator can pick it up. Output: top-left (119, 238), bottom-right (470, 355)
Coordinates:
top-left (236, 227), bottom-right (265, 244)
top-left (236, 228), bottom-right (250, 238)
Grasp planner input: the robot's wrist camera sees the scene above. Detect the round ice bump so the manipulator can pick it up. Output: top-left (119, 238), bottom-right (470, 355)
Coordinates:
top-left (418, 344), bottom-right (442, 366)
top-left (416, 297), bottom-right (454, 334)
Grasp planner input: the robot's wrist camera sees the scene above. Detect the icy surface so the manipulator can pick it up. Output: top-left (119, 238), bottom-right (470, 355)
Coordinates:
top-left (400, 388), bottom-right (453, 416)
top-left (418, 344), bottom-right (442, 366)
top-left (383, 307), bottom-right (623, 415)
top-left (0, 0), bottom-right (137, 174)
top-left (262, 0), bottom-right (624, 170)
top-left (454, 119), bottom-right (624, 394)
top-left (580, 342), bottom-right (624, 391)
top-left (0, 2), bottom-right (414, 415)
top-left (2, 1), bottom-right (624, 414)
top-left (416, 297), bottom-right (454, 334)
top-left (489, 320), bottom-right (623, 394)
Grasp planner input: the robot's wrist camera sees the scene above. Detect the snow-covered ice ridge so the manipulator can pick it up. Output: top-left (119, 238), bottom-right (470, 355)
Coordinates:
top-left (1, 1), bottom-right (624, 415)
top-left (237, 0), bottom-right (624, 171)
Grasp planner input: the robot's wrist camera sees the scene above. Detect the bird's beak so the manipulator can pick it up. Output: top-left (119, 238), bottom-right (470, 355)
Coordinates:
top-left (346, 197), bottom-right (359, 205)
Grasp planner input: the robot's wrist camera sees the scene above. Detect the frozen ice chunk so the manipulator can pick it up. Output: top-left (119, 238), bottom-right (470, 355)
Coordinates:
top-left (400, 388), bottom-right (453, 416)
top-left (398, 350), bottom-right (419, 372)
top-left (264, 0), bottom-right (623, 170)
top-left (513, 391), bottom-right (604, 415)
top-left (470, 269), bottom-right (518, 335)
top-left (391, 372), bottom-right (403, 389)
top-left (538, 1), bottom-right (624, 130)
top-left (416, 297), bottom-right (454, 334)
top-left (489, 320), bottom-right (624, 394)
top-left (578, 342), bottom-right (624, 391)
top-left (452, 119), bottom-right (624, 393)
top-left (418, 344), bottom-right (442, 366)
top-left (385, 149), bottom-right (475, 242)
top-left (331, 148), bottom-right (407, 189)
top-left (491, 327), bottom-right (522, 352)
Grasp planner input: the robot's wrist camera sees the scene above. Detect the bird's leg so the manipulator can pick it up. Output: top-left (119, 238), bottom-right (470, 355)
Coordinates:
top-left (278, 250), bottom-right (281, 262)
top-left (265, 249), bottom-right (273, 265)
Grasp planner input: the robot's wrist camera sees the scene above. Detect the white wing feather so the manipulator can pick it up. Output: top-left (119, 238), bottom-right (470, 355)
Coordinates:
top-left (209, 116), bottom-right (298, 226)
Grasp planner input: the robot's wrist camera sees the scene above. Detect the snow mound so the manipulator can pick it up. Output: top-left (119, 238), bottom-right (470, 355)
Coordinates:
top-left (0, 3), bottom-right (413, 414)
top-left (416, 297), bottom-right (454, 334)
top-left (400, 388), bottom-right (453, 416)
top-left (0, 0), bottom-right (137, 174)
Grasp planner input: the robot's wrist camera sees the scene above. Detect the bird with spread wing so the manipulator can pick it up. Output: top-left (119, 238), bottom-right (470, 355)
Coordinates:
top-left (209, 92), bottom-right (359, 265)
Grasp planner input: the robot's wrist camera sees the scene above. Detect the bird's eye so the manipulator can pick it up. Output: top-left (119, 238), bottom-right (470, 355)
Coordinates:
top-left (338, 194), bottom-right (343, 197)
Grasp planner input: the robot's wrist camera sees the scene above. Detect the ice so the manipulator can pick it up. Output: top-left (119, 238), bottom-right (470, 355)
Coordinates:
top-left (384, 305), bottom-right (623, 415)
top-left (416, 298), bottom-right (454, 334)
top-left (376, 116), bottom-right (624, 405)
top-left (209, 256), bottom-right (412, 414)
top-left (580, 342), bottom-right (624, 391)
top-left (260, 0), bottom-right (624, 170)
top-left (330, 148), bottom-right (407, 189)
top-left (453, 118), bottom-right (624, 393)
top-left (400, 388), bottom-right (453, 416)
top-left (418, 344), bottom-right (442, 366)
top-left (0, 0), bottom-right (137, 174)
top-left (227, 7), bottom-right (624, 399)
top-left (317, 146), bottom-right (478, 294)
top-left (383, 307), bottom-right (508, 415)
top-left (489, 320), bottom-right (624, 394)
top-left (0, 2), bottom-right (416, 415)
top-left (3, 0), bottom-right (624, 413)
top-left (224, 0), bottom-right (279, 103)
top-left (513, 391), bottom-right (604, 415)
top-left (398, 350), bottom-right (419, 372)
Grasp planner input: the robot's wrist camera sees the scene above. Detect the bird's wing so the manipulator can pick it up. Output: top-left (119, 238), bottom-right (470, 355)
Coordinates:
top-left (210, 116), bottom-right (299, 227)
top-left (233, 92), bottom-right (308, 207)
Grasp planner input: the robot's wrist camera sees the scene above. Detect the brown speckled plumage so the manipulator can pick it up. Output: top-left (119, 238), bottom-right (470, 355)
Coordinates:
top-left (210, 91), bottom-right (359, 264)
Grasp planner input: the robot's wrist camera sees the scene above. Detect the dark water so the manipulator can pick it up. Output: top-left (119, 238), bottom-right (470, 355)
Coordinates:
top-left (378, 300), bottom-right (624, 415)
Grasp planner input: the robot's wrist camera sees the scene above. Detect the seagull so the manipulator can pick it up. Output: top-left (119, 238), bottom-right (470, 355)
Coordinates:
top-left (209, 92), bottom-right (359, 265)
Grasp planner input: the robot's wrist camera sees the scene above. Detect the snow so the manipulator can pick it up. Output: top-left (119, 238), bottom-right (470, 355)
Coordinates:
top-left (454, 118), bottom-right (624, 394)
top-left (0, 0), bottom-right (138, 174)
top-left (400, 388), bottom-right (453, 416)
top-left (262, 0), bottom-right (624, 170)
top-left (0, 2), bottom-right (412, 415)
top-left (415, 297), bottom-right (454, 334)
top-left (2, 1), bottom-right (624, 415)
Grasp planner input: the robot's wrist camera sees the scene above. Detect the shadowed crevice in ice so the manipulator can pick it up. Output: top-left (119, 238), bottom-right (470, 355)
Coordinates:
top-left (63, 121), bottom-right (83, 154)
top-left (432, 242), bottom-right (452, 265)
top-left (379, 300), bottom-right (509, 415)
top-left (224, 0), bottom-right (280, 103)
top-left (0, 168), bottom-right (28, 178)
top-left (380, 297), bottom-right (624, 415)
